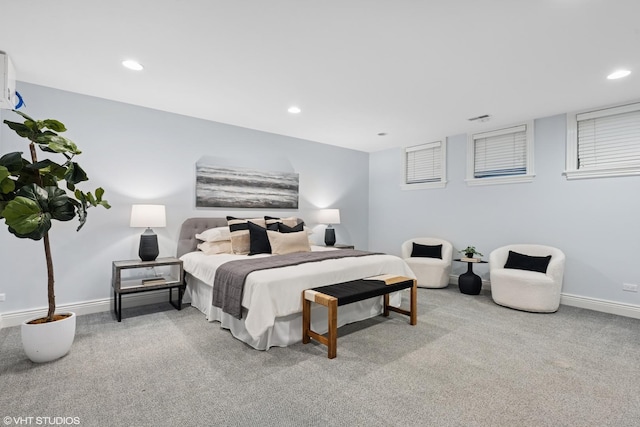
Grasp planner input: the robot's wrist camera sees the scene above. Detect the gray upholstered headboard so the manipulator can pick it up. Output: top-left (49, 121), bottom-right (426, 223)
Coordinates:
top-left (176, 217), bottom-right (305, 258)
top-left (176, 217), bottom-right (229, 258)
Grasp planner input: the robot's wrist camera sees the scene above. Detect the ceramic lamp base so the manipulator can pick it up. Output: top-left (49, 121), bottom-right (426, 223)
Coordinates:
top-left (324, 227), bottom-right (336, 246)
top-left (139, 228), bottom-right (159, 261)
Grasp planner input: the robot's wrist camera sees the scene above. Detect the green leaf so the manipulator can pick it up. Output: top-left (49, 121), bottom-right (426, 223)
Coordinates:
top-left (17, 184), bottom-right (49, 212)
top-left (3, 195), bottom-right (50, 240)
top-left (64, 162), bottom-right (88, 184)
top-left (40, 173), bottom-right (59, 187)
top-left (35, 134), bottom-right (82, 155)
top-left (0, 166), bottom-right (15, 193)
top-left (3, 120), bottom-right (34, 139)
top-left (41, 119), bottom-right (67, 132)
top-left (89, 192), bottom-right (98, 205)
top-left (24, 119), bottom-right (39, 131)
top-left (12, 110), bottom-right (36, 123)
top-left (46, 187), bottom-right (75, 221)
top-left (3, 183), bottom-right (77, 240)
top-left (0, 200), bottom-right (8, 219)
top-left (12, 165), bottom-right (39, 188)
top-left (29, 159), bottom-right (67, 180)
top-left (74, 189), bottom-right (86, 203)
top-left (0, 152), bottom-right (25, 173)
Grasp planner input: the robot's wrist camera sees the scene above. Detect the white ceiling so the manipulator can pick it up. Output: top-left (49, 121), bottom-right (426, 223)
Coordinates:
top-left (1, 0), bottom-right (639, 152)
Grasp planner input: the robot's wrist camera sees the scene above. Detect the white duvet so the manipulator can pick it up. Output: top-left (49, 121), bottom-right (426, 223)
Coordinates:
top-left (180, 246), bottom-right (416, 340)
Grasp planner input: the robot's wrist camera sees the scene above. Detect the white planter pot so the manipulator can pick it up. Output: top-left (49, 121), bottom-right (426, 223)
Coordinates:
top-left (21, 312), bottom-right (76, 363)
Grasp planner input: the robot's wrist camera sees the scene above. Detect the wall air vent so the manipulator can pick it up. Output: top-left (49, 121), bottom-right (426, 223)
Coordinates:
top-left (468, 114), bottom-right (491, 122)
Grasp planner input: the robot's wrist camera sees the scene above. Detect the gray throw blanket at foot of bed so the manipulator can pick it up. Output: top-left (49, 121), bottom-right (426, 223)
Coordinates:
top-left (212, 250), bottom-right (380, 319)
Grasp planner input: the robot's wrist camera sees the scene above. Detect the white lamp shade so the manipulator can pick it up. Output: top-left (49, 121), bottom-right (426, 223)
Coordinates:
top-left (318, 209), bottom-right (341, 225)
top-left (130, 204), bottom-right (166, 228)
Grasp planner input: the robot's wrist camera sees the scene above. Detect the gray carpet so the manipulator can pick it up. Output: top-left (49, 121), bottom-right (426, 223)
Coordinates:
top-left (1, 287), bottom-right (639, 427)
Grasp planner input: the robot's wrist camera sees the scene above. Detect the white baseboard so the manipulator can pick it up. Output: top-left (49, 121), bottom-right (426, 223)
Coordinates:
top-left (3, 279), bottom-right (639, 329)
top-left (448, 274), bottom-right (640, 319)
top-left (560, 293), bottom-right (640, 319)
top-left (0, 289), bottom-right (189, 329)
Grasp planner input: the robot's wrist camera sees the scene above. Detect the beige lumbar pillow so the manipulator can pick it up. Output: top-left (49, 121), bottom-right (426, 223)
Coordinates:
top-left (267, 230), bottom-right (311, 255)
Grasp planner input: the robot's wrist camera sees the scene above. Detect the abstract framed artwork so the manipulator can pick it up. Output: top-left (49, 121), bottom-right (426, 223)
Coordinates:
top-left (196, 164), bottom-right (299, 209)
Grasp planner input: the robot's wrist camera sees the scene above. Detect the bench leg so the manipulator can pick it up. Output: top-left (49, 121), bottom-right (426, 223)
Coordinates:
top-left (302, 297), bottom-right (311, 344)
top-left (410, 279), bottom-right (417, 325)
top-left (327, 299), bottom-right (337, 359)
top-left (383, 279), bottom-right (418, 326)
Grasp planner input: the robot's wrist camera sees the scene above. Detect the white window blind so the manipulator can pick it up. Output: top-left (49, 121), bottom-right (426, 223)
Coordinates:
top-left (405, 141), bottom-right (441, 184)
top-left (576, 107), bottom-right (640, 171)
top-left (473, 125), bottom-right (527, 178)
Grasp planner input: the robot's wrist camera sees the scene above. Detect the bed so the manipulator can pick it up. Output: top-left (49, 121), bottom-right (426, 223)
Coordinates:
top-left (177, 217), bottom-right (416, 350)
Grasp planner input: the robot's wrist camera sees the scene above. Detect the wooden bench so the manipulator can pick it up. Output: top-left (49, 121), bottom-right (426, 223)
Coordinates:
top-left (302, 274), bottom-right (417, 359)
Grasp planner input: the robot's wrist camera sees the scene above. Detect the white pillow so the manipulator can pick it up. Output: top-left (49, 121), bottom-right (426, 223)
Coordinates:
top-left (197, 240), bottom-right (232, 255)
top-left (267, 230), bottom-right (311, 255)
top-left (195, 226), bottom-right (231, 242)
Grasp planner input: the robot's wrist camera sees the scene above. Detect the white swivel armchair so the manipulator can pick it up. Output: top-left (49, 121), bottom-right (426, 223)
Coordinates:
top-left (489, 244), bottom-right (565, 313)
top-left (401, 238), bottom-right (453, 288)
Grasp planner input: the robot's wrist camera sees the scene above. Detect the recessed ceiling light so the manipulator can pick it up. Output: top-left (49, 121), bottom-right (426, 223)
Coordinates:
top-left (122, 60), bottom-right (144, 71)
top-left (287, 106), bottom-right (301, 114)
top-left (607, 69), bottom-right (631, 80)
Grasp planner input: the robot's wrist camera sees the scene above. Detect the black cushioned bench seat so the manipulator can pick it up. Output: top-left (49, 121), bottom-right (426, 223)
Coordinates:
top-left (302, 274), bottom-right (417, 359)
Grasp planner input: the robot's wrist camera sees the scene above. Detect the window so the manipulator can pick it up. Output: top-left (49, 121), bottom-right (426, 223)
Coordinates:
top-left (565, 102), bottom-right (640, 180)
top-left (466, 122), bottom-right (534, 186)
top-left (402, 139), bottom-right (447, 190)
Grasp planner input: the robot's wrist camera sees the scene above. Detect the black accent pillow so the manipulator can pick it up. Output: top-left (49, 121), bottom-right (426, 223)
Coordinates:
top-left (247, 221), bottom-right (279, 255)
top-left (411, 242), bottom-right (442, 259)
top-left (278, 222), bottom-right (304, 233)
top-left (504, 250), bottom-right (552, 273)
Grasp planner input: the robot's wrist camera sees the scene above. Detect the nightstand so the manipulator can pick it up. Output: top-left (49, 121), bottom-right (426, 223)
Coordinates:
top-left (327, 244), bottom-right (355, 250)
top-left (112, 257), bottom-right (185, 321)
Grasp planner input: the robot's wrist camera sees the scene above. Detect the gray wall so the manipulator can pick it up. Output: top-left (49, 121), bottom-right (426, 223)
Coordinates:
top-left (0, 82), bottom-right (369, 314)
top-left (369, 113), bottom-right (640, 307)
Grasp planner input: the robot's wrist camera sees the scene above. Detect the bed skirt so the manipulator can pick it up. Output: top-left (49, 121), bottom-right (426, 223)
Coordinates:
top-left (185, 274), bottom-right (403, 350)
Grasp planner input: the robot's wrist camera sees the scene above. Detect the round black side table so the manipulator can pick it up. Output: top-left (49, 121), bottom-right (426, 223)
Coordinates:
top-left (454, 259), bottom-right (488, 295)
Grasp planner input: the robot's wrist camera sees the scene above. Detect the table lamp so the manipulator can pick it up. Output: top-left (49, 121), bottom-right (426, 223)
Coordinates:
top-left (130, 204), bottom-right (166, 261)
top-left (318, 209), bottom-right (340, 246)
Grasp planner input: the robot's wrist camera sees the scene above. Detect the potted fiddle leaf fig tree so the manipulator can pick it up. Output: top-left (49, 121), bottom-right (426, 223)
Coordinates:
top-left (1, 110), bottom-right (110, 362)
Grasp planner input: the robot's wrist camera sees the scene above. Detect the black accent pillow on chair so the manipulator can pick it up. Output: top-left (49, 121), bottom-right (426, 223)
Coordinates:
top-left (504, 250), bottom-right (552, 273)
top-left (411, 242), bottom-right (442, 259)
